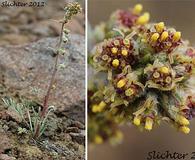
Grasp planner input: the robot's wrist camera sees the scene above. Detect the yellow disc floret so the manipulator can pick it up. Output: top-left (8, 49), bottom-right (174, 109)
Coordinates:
top-left (121, 49), bottom-right (128, 56)
top-left (173, 31), bottom-right (181, 42)
top-left (155, 22), bottom-right (165, 33)
top-left (145, 117), bottom-right (153, 131)
top-left (180, 126), bottom-right (190, 134)
top-left (151, 33), bottom-right (160, 42)
top-left (99, 101), bottom-right (106, 109)
top-left (177, 115), bottom-right (190, 126)
top-left (112, 59), bottom-right (119, 67)
top-left (117, 79), bottom-right (127, 88)
top-left (92, 102), bottom-right (106, 113)
top-left (160, 31), bottom-right (169, 41)
top-left (92, 104), bottom-right (99, 113)
top-left (133, 116), bottom-right (141, 126)
top-left (133, 4), bottom-right (143, 15)
top-left (159, 66), bottom-right (169, 74)
top-left (111, 47), bottom-right (118, 54)
top-left (136, 12), bottom-right (150, 25)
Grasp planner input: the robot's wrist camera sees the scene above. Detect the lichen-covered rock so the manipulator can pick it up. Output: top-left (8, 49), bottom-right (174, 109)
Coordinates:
top-left (0, 34), bottom-right (85, 123)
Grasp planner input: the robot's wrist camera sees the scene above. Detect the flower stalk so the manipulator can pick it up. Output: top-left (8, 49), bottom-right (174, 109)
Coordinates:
top-left (33, 2), bottom-right (82, 139)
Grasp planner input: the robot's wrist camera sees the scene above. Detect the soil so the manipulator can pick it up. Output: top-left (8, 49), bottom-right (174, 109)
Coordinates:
top-left (0, 36), bottom-right (85, 159)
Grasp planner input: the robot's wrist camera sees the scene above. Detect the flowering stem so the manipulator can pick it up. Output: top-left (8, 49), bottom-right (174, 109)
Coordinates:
top-left (41, 23), bottom-right (65, 118)
top-left (33, 23), bottom-right (65, 139)
top-left (33, 1), bottom-right (82, 139)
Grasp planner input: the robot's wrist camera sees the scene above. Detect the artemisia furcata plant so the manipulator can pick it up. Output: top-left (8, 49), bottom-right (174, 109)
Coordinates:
top-left (88, 4), bottom-right (195, 145)
top-left (2, 2), bottom-right (82, 140)
top-left (33, 2), bottom-right (82, 139)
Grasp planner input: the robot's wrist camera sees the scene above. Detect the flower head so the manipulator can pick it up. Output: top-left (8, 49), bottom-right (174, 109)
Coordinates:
top-left (93, 37), bottom-right (136, 71)
top-left (147, 23), bottom-right (182, 53)
top-left (64, 2), bottom-right (82, 23)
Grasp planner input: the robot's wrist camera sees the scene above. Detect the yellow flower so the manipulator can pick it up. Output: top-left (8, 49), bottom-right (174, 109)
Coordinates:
top-left (117, 79), bottom-right (127, 88)
top-left (92, 104), bottom-right (99, 113)
top-left (177, 115), bottom-right (189, 126)
top-left (133, 4), bottom-right (143, 15)
top-left (133, 116), bottom-right (141, 126)
top-left (94, 135), bottom-right (103, 144)
top-left (98, 101), bottom-right (106, 111)
top-left (121, 49), bottom-right (128, 56)
top-left (180, 126), bottom-right (190, 134)
top-left (136, 12), bottom-right (150, 25)
top-left (160, 31), bottom-right (169, 41)
top-left (150, 33), bottom-right (160, 42)
top-left (155, 22), bottom-right (165, 33)
top-left (92, 101), bottom-right (106, 113)
top-left (145, 117), bottom-right (153, 131)
top-left (111, 47), bottom-right (118, 54)
top-left (112, 59), bottom-right (119, 67)
top-left (159, 66), bottom-right (169, 74)
top-left (173, 31), bottom-right (181, 42)
top-left (125, 88), bottom-right (134, 96)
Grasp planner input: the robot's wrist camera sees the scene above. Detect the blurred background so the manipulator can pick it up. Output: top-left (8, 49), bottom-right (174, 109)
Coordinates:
top-left (0, 0), bottom-right (85, 45)
top-left (88, 0), bottom-right (195, 160)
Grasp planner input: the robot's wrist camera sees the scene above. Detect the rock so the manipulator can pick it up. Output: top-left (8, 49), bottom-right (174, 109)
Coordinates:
top-left (0, 111), bottom-right (9, 120)
top-left (0, 34), bottom-right (30, 45)
top-left (0, 0), bottom-right (84, 45)
top-left (69, 121), bottom-right (85, 129)
top-left (20, 146), bottom-right (42, 160)
top-left (0, 154), bottom-right (16, 160)
top-left (0, 133), bottom-right (12, 153)
top-left (69, 130), bottom-right (85, 145)
top-left (0, 34), bottom-right (85, 123)
top-left (66, 127), bottom-right (81, 133)
top-left (6, 109), bottom-right (22, 123)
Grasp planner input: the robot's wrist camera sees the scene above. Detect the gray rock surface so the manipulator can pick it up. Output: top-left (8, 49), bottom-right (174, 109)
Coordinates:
top-left (0, 34), bottom-right (85, 122)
